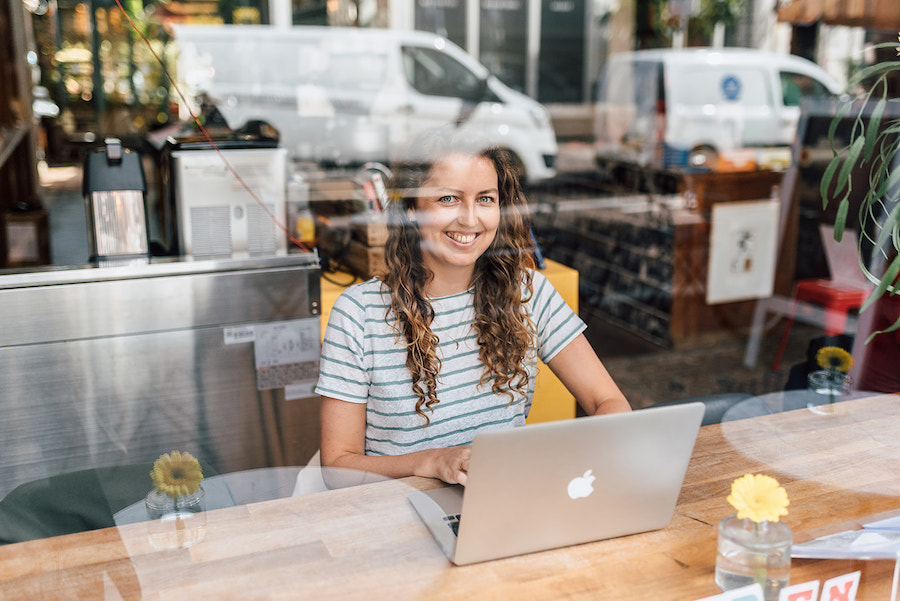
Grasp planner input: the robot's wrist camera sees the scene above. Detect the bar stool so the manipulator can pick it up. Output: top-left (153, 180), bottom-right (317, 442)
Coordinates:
top-left (771, 278), bottom-right (870, 371)
top-left (771, 225), bottom-right (873, 371)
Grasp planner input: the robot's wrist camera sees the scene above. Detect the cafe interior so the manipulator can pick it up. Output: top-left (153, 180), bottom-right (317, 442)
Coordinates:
top-left (1, 0), bottom-right (900, 599)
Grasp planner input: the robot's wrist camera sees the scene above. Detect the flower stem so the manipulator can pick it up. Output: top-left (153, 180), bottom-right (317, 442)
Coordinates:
top-left (753, 521), bottom-right (767, 591)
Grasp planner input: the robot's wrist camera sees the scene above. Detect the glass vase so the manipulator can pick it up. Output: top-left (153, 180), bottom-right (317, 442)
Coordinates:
top-left (806, 369), bottom-right (850, 414)
top-left (715, 515), bottom-right (792, 601)
top-left (144, 486), bottom-right (207, 548)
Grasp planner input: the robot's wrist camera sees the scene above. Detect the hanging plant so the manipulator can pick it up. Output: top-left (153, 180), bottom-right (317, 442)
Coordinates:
top-left (821, 37), bottom-right (900, 342)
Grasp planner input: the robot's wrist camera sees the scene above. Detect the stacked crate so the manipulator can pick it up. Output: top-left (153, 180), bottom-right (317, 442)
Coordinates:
top-left (345, 213), bottom-right (388, 279)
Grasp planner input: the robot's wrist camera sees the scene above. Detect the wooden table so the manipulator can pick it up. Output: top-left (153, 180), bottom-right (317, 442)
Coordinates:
top-left (1, 394), bottom-right (899, 600)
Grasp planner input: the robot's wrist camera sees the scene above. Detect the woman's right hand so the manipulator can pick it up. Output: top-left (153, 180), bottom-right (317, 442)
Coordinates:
top-left (322, 396), bottom-right (472, 485)
top-left (419, 445), bottom-right (471, 486)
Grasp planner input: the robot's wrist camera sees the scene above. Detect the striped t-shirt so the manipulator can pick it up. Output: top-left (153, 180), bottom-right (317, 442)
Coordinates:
top-left (315, 270), bottom-right (586, 456)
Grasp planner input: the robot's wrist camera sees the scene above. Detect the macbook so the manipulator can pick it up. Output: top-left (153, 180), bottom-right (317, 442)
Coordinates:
top-left (408, 402), bottom-right (705, 565)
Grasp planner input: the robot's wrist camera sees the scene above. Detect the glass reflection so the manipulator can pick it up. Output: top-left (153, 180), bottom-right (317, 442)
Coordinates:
top-left (4, 0), bottom-right (900, 555)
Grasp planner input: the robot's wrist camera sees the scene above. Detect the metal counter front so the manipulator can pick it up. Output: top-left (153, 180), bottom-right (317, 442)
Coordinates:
top-left (0, 254), bottom-right (321, 500)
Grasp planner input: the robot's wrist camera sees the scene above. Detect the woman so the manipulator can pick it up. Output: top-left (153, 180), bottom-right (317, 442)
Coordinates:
top-left (317, 137), bottom-right (630, 485)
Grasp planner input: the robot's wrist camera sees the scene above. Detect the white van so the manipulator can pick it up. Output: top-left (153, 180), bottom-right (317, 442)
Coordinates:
top-left (172, 25), bottom-right (558, 184)
top-left (593, 48), bottom-right (842, 175)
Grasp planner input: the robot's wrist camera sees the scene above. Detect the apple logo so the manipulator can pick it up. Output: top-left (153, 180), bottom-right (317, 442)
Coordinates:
top-left (567, 469), bottom-right (595, 499)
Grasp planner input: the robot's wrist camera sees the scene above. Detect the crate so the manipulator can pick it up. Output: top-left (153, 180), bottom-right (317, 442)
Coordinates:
top-left (350, 213), bottom-right (388, 246)
top-left (344, 239), bottom-right (386, 279)
top-left (3, 209), bottom-right (50, 268)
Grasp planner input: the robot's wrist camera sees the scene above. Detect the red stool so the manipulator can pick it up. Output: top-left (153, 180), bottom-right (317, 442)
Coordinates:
top-left (771, 278), bottom-right (870, 371)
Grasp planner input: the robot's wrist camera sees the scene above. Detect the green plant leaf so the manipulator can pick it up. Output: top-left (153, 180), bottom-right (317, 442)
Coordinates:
top-left (820, 155), bottom-right (843, 208)
top-left (863, 97), bottom-right (886, 163)
top-left (830, 136), bottom-right (865, 205)
top-left (872, 158), bottom-right (900, 200)
top-left (849, 63), bottom-right (900, 88)
top-left (861, 254), bottom-right (900, 315)
top-left (828, 101), bottom-right (853, 153)
top-left (834, 198), bottom-right (849, 241)
top-left (874, 201), bottom-right (900, 255)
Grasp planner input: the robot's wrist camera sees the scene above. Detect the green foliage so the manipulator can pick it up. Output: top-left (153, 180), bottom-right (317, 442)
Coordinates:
top-left (822, 41), bottom-right (900, 342)
top-left (696, 0), bottom-right (743, 33)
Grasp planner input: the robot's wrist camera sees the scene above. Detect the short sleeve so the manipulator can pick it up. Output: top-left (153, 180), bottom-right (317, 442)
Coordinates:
top-left (315, 286), bottom-right (371, 404)
top-left (530, 270), bottom-right (587, 364)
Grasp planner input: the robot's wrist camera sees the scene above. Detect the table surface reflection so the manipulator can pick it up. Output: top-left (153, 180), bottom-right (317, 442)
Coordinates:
top-left (1, 394), bottom-right (899, 600)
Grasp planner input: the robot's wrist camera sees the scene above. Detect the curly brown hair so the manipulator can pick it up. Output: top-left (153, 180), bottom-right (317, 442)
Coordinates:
top-left (383, 141), bottom-right (536, 424)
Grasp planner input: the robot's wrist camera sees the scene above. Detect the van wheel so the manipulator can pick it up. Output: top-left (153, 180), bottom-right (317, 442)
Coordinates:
top-left (689, 146), bottom-right (719, 171)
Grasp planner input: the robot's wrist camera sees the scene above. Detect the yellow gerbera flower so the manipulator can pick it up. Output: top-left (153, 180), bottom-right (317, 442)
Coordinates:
top-left (816, 346), bottom-right (853, 373)
top-left (727, 473), bottom-right (789, 523)
top-left (150, 451), bottom-right (204, 498)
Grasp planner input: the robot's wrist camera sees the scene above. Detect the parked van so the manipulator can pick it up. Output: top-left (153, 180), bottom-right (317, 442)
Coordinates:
top-left (172, 25), bottom-right (558, 184)
top-left (593, 48), bottom-right (842, 178)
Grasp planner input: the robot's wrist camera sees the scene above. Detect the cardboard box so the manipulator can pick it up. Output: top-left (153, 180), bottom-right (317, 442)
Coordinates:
top-left (350, 213), bottom-right (389, 246)
top-left (344, 239), bottom-right (386, 279)
top-left (309, 179), bottom-right (364, 216)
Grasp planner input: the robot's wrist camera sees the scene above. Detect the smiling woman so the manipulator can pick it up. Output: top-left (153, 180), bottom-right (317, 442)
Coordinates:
top-left (410, 152), bottom-right (502, 296)
top-left (315, 133), bottom-right (630, 487)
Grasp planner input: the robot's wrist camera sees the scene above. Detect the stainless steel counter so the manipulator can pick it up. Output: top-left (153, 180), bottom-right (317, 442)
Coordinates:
top-left (0, 253), bottom-right (322, 500)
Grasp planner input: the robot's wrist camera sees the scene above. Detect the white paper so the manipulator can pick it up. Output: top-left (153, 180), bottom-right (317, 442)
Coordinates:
top-left (792, 528), bottom-right (900, 560)
top-left (706, 199), bottom-right (780, 304)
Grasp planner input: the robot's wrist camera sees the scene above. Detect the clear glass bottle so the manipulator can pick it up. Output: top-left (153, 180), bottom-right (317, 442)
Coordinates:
top-left (144, 486), bottom-right (207, 549)
top-left (715, 515), bottom-right (792, 601)
top-left (288, 174), bottom-right (315, 249)
top-left (807, 369), bottom-right (850, 414)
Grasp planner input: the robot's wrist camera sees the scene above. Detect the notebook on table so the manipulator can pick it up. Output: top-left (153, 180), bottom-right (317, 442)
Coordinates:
top-left (408, 402), bottom-right (705, 565)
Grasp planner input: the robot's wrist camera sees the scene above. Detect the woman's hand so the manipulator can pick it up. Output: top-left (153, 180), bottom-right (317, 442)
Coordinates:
top-left (321, 396), bottom-right (471, 485)
top-left (418, 446), bottom-right (471, 486)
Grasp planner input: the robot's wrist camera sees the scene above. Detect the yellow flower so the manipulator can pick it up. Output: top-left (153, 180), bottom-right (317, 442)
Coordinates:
top-left (816, 346), bottom-right (853, 373)
top-left (150, 451), bottom-right (203, 498)
top-left (727, 473), bottom-right (789, 523)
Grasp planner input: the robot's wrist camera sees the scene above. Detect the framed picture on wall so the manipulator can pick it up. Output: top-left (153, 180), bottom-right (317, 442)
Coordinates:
top-left (706, 199), bottom-right (780, 304)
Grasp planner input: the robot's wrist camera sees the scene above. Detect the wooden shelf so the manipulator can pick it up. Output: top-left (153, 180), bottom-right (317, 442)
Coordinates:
top-left (1, 0), bottom-right (43, 268)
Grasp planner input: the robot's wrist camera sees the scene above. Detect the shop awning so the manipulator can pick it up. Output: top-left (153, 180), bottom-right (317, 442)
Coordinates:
top-left (777, 0), bottom-right (900, 31)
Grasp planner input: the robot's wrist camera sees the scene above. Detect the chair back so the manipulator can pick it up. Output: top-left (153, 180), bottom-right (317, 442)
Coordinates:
top-left (819, 224), bottom-right (870, 288)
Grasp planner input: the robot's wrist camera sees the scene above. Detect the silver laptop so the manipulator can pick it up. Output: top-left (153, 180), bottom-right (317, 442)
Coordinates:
top-left (408, 402), bottom-right (705, 565)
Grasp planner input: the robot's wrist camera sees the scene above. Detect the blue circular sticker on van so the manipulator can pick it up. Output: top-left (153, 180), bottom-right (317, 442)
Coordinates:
top-left (721, 75), bottom-right (741, 101)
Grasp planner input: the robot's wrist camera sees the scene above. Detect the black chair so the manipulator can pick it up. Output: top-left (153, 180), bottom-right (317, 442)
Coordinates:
top-left (784, 333), bottom-right (854, 391)
top-left (0, 460), bottom-right (218, 545)
top-left (643, 392), bottom-right (754, 426)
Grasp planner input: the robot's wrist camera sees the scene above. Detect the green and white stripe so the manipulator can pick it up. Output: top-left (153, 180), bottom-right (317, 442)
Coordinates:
top-left (315, 270), bottom-right (585, 456)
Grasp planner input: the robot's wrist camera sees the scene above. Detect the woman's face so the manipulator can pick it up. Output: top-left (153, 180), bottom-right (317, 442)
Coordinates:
top-left (413, 153), bottom-right (501, 281)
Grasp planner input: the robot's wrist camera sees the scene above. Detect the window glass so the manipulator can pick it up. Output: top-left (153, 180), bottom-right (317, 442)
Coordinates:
top-left (780, 71), bottom-right (834, 106)
top-left (401, 45), bottom-right (483, 100)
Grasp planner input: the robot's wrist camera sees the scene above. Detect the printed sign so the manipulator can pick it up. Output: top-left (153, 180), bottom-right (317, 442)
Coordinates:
top-left (694, 572), bottom-right (861, 601)
top-left (252, 318), bottom-right (321, 392)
